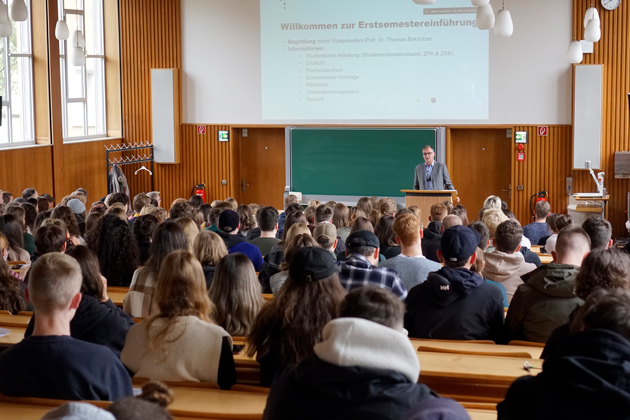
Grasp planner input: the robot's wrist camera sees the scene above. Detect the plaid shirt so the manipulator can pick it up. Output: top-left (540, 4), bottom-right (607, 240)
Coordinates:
top-left (123, 268), bottom-right (158, 318)
top-left (338, 254), bottom-right (408, 301)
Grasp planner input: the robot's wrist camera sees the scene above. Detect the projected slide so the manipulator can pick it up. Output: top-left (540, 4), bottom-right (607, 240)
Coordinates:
top-left (260, 0), bottom-right (488, 120)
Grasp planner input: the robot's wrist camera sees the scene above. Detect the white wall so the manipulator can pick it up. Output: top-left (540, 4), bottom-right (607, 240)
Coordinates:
top-left (182, 0), bottom-right (572, 125)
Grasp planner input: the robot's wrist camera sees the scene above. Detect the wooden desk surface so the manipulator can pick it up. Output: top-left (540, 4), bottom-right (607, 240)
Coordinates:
top-left (109, 291), bottom-right (126, 308)
top-left (409, 339), bottom-right (543, 359)
top-left (0, 314), bottom-right (31, 328)
top-left (0, 327), bottom-right (25, 347)
top-left (467, 409), bottom-right (497, 420)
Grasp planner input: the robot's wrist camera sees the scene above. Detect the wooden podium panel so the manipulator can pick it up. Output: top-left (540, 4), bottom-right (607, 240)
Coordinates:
top-left (401, 190), bottom-right (457, 223)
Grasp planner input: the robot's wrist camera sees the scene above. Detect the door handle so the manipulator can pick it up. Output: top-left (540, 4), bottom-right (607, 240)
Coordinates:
top-left (241, 179), bottom-right (250, 193)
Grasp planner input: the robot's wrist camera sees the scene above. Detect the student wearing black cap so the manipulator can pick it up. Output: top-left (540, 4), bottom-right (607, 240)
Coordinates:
top-left (216, 209), bottom-right (263, 271)
top-left (338, 230), bottom-right (407, 300)
top-left (246, 247), bottom-right (346, 386)
top-left (264, 285), bottom-right (440, 420)
top-left (404, 225), bottom-right (505, 342)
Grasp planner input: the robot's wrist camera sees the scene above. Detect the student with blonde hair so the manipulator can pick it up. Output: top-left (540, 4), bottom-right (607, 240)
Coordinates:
top-left (224, 197), bottom-right (238, 210)
top-left (194, 230), bottom-right (228, 289)
top-left (121, 251), bottom-right (236, 388)
top-left (339, 207), bottom-right (366, 242)
top-left (209, 253), bottom-right (264, 337)
top-left (483, 195), bottom-right (502, 210)
top-left (482, 208), bottom-right (509, 239)
top-left (175, 217), bottom-right (199, 253)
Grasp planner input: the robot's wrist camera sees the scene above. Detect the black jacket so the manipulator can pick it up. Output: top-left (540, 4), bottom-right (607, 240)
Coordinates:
top-left (540, 306), bottom-right (579, 359)
top-left (405, 267), bottom-right (505, 343)
top-left (424, 221), bottom-right (443, 241)
top-left (258, 250), bottom-right (284, 294)
top-left (202, 265), bottom-right (217, 290)
top-left (25, 295), bottom-right (134, 358)
top-left (421, 237), bottom-right (441, 263)
top-left (381, 244), bottom-right (402, 260)
top-left (498, 329), bottom-right (630, 420)
top-left (520, 247), bottom-right (542, 267)
top-left (264, 355), bottom-right (437, 420)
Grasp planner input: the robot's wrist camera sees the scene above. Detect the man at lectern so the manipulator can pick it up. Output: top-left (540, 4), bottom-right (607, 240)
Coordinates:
top-left (413, 145), bottom-right (456, 192)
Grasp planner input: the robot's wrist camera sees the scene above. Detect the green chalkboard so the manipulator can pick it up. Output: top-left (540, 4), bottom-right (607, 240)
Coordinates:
top-left (290, 128), bottom-right (437, 198)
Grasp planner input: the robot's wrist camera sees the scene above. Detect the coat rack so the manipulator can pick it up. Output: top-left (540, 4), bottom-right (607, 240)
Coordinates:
top-left (106, 142), bottom-right (154, 191)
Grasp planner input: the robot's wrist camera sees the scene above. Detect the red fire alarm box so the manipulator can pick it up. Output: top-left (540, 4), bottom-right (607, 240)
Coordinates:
top-left (517, 153), bottom-right (525, 161)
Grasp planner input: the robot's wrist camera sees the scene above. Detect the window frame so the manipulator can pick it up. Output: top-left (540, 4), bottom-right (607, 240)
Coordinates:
top-left (0, 0), bottom-right (36, 149)
top-left (60, 0), bottom-right (107, 142)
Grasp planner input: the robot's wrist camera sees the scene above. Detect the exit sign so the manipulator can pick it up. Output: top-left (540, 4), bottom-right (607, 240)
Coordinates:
top-left (218, 130), bottom-right (229, 142)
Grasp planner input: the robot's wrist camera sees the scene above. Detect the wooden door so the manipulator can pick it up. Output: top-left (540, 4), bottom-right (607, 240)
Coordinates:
top-left (449, 129), bottom-right (513, 214)
top-left (238, 128), bottom-right (286, 209)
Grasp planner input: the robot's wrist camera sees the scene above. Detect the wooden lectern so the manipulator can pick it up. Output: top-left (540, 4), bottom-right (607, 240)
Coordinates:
top-left (401, 190), bottom-right (458, 222)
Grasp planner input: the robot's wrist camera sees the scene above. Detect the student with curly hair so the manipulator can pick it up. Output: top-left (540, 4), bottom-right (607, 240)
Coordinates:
top-left (0, 232), bottom-right (28, 313)
top-left (87, 214), bottom-right (139, 288)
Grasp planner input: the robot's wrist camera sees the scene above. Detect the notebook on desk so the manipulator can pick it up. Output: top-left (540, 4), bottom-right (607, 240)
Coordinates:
top-left (574, 193), bottom-right (603, 198)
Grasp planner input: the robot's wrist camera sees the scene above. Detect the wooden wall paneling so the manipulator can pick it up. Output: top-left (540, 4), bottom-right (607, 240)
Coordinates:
top-left (154, 125), bottom-right (231, 208)
top-left (119, 0), bottom-right (182, 199)
top-left (104, 0), bottom-right (122, 138)
top-left (32, 0), bottom-right (50, 145)
top-left (572, 0), bottom-right (630, 236)
top-left (511, 126), bottom-right (574, 225)
top-left (0, 146), bottom-right (53, 195)
top-left (62, 139), bottom-right (123, 201)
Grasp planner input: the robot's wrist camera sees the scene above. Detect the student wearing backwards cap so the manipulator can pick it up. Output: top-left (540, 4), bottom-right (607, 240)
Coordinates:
top-left (404, 225), bottom-right (505, 342)
top-left (216, 209), bottom-right (263, 271)
top-left (313, 222), bottom-right (338, 261)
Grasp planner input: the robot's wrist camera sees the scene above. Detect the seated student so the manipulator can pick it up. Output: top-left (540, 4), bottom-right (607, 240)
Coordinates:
top-left (422, 214), bottom-right (462, 263)
top-left (124, 221), bottom-right (189, 318)
top-left (87, 214), bottom-right (139, 287)
top-left (0, 253), bottom-right (132, 400)
top-left (375, 215), bottom-right (401, 259)
top-left (472, 247), bottom-right (509, 307)
top-left (506, 226), bottom-right (590, 343)
top-left (216, 209), bottom-right (263, 271)
top-left (543, 214), bottom-right (572, 254)
top-left (260, 221), bottom-right (311, 294)
top-left (338, 230), bottom-right (407, 299)
top-left (380, 213), bottom-right (442, 291)
top-left (236, 204), bottom-right (256, 238)
top-left (405, 225), bottom-right (505, 342)
top-left (132, 214), bottom-right (159, 265)
top-left (204, 206), bottom-right (223, 233)
top-left (249, 206), bottom-right (280, 256)
top-left (193, 230), bottom-right (228, 289)
top-left (483, 220), bottom-right (537, 303)
top-left (132, 193), bottom-right (151, 220)
top-left (350, 216), bottom-right (373, 234)
top-left (498, 289), bottom-right (630, 420)
top-left (175, 217), bottom-right (199, 252)
top-left (270, 233), bottom-right (319, 295)
top-left (482, 209), bottom-right (508, 251)
top-left (313, 222), bottom-right (338, 259)
top-left (469, 220), bottom-right (491, 251)
top-left (483, 195), bottom-right (502, 210)
top-left (304, 205), bottom-right (317, 232)
top-left (0, 232), bottom-right (28, 313)
top-left (522, 200), bottom-right (552, 245)
top-left (541, 247), bottom-right (630, 359)
top-left (331, 202), bottom-right (349, 240)
top-left (582, 215), bottom-right (613, 250)
top-left (0, 213), bottom-right (31, 264)
top-left (247, 247), bottom-right (346, 386)
top-left (208, 253), bottom-right (265, 337)
top-left (424, 203), bottom-right (448, 241)
top-left (25, 246), bottom-right (134, 358)
top-left (452, 204), bottom-right (469, 226)
top-left (316, 204), bottom-right (347, 257)
top-left (277, 194), bottom-right (299, 237)
top-left (264, 286), bottom-right (438, 420)
top-left (122, 251), bottom-right (236, 388)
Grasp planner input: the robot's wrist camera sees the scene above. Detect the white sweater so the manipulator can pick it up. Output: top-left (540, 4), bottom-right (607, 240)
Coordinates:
top-left (121, 315), bottom-right (231, 383)
top-left (314, 317), bottom-right (420, 382)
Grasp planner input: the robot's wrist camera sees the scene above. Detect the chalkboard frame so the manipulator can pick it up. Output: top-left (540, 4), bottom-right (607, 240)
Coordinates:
top-left (285, 127), bottom-right (445, 204)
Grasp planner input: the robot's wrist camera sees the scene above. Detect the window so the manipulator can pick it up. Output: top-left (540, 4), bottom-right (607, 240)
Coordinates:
top-left (0, 0), bottom-right (35, 147)
top-left (59, 0), bottom-right (106, 140)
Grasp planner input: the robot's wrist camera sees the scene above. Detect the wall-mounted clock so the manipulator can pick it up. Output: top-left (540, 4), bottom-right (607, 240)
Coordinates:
top-left (602, 0), bottom-right (621, 10)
